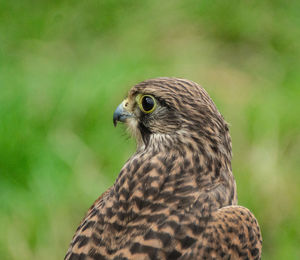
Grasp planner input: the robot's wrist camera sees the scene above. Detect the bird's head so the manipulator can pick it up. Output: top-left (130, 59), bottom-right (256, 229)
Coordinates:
top-left (113, 78), bottom-right (232, 161)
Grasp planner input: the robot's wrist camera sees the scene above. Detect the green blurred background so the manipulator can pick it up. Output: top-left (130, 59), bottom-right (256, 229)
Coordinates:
top-left (0, 1), bottom-right (299, 259)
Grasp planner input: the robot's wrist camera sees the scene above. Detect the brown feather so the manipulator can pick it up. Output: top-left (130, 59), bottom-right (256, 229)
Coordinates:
top-left (65, 78), bottom-right (262, 260)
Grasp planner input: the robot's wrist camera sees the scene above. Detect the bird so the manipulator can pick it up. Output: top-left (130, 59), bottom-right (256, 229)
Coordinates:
top-left (65, 77), bottom-right (262, 260)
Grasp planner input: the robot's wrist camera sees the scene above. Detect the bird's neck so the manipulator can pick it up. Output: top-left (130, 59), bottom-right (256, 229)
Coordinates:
top-left (112, 136), bottom-right (237, 221)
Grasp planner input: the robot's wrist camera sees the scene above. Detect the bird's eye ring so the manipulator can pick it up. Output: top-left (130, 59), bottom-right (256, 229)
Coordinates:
top-left (136, 94), bottom-right (157, 114)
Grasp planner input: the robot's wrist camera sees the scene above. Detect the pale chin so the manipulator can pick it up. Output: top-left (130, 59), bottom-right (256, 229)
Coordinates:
top-left (125, 117), bottom-right (144, 147)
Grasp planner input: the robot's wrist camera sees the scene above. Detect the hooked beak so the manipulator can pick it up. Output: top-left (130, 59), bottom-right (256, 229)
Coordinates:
top-left (113, 100), bottom-right (133, 127)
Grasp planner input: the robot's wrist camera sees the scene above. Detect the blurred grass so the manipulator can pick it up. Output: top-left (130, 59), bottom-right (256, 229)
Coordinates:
top-left (0, 1), bottom-right (299, 259)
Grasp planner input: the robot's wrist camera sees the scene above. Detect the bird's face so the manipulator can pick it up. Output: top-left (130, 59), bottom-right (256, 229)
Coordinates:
top-left (113, 78), bottom-right (231, 156)
top-left (113, 86), bottom-right (180, 145)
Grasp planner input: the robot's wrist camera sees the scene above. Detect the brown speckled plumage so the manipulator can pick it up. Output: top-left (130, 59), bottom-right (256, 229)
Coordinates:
top-left (65, 78), bottom-right (262, 260)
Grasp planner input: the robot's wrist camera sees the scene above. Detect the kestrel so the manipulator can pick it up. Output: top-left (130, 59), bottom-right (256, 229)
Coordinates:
top-left (65, 78), bottom-right (262, 260)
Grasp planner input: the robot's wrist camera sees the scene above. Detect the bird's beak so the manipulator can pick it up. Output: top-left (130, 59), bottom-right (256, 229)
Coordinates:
top-left (113, 100), bottom-right (133, 127)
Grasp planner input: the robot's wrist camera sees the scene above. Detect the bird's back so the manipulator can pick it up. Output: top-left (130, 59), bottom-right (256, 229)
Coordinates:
top-left (65, 150), bottom-right (261, 260)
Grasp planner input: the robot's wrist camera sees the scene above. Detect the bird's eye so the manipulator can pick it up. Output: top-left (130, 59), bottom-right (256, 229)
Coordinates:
top-left (137, 94), bottom-right (157, 114)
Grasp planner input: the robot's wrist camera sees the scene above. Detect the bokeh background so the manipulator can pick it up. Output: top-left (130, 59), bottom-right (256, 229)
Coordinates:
top-left (1, 1), bottom-right (299, 259)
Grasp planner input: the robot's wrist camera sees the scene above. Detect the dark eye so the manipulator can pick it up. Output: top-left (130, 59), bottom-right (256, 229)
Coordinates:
top-left (142, 96), bottom-right (155, 111)
top-left (137, 94), bottom-right (157, 113)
